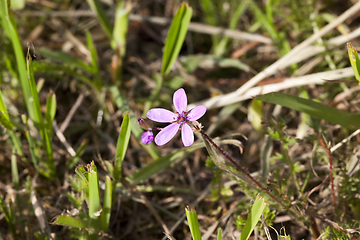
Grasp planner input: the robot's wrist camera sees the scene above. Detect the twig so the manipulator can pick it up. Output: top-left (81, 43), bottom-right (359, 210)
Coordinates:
top-left (317, 136), bottom-right (337, 209)
top-left (53, 120), bottom-right (77, 157)
top-left (330, 128), bottom-right (360, 153)
top-left (306, 209), bottom-right (360, 235)
top-left (60, 93), bottom-right (84, 133)
top-left (31, 174), bottom-right (52, 239)
top-left (305, 175), bottom-right (330, 209)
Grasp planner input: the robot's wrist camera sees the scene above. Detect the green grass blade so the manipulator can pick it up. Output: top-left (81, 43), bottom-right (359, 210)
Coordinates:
top-left (45, 91), bottom-right (56, 138)
top-left (24, 126), bottom-right (50, 178)
top-left (75, 166), bottom-right (90, 200)
top-left (256, 92), bottom-right (360, 129)
top-left (50, 215), bottom-right (87, 228)
top-left (27, 54), bottom-right (55, 175)
top-left (217, 228), bottom-right (222, 240)
top-left (104, 161), bottom-right (114, 179)
top-left (185, 207), bottom-right (202, 240)
top-left (199, 0), bottom-right (219, 50)
top-left (36, 78), bottom-right (44, 93)
top-left (114, 113), bottom-right (131, 181)
top-left (248, 98), bottom-right (263, 133)
top-left (25, 129), bottom-right (39, 171)
top-left (260, 135), bottom-right (272, 178)
top-left (43, 132), bottom-right (54, 171)
top-left (347, 42), bottom-right (360, 85)
top-left (0, 97), bottom-right (23, 159)
top-left (161, 3), bottom-right (192, 75)
top-left (27, 55), bottom-right (44, 127)
top-left (10, 0), bottom-right (25, 9)
top-left (0, 0), bottom-right (35, 120)
top-left (112, 1), bottom-right (130, 55)
top-left (249, 1), bottom-right (278, 40)
top-left (88, 162), bottom-right (101, 226)
top-left (214, 1), bottom-right (248, 56)
top-left (109, 86), bottom-right (160, 159)
top-left (0, 90), bottom-right (11, 123)
top-left (86, 0), bottom-right (112, 39)
top-left (9, 130), bottom-right (24, 161)
top-left (11, 149), bottom-right (19, 188)
top-left (239, 195), bottom-right (267, 240)
top-left (0, 110), bottom-right (15, 130)
top-left (100, 176), bottom-right (112, 232)
top-left (265, 0), bottom-right (274, 27)
top-left (0, 197), bottom-right (11, 225)
top-left (0, 197), bottom-right (16, 237)
top-left (38, 48), bottom-right (95, 74)
top-left (248, 1), bottom-right (291, 58)
top-left (75, 166), bottom-right (88, 183)
top-left (86, 31), bottom-right (99, 73)
top-left (68, 139), bottom-right (89, 169)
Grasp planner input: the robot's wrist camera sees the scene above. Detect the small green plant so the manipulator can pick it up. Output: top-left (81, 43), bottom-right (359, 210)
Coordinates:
top-left (186, 195), bottom-right (267, 240)
top-left (51, 162), bottom-right (113, 238)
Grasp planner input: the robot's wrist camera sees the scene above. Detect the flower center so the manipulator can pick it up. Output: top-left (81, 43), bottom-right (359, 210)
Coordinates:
top-left (175, 111), bottom-right (188, 124)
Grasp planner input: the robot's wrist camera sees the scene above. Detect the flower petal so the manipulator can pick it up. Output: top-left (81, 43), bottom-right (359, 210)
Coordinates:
top-left (181, 123), bottom-right (194, 147)
top-left (147, 108), bottom-right (176, 123)
top-left (141, 131), bottom-right (154, 144)
top-left (187, 105), bottom-right (206, 121)
top-left (155, 123), bottom-right (179, 146)
top-left (173, 88), bottom-right (187, 113)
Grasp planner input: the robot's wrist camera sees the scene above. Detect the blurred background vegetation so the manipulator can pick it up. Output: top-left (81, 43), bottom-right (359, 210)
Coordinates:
top-left (1, 0), bottom-right (360, 239)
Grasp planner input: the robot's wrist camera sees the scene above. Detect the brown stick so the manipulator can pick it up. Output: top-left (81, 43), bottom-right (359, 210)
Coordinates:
top-left (317, 136), bottom-right (337, 209)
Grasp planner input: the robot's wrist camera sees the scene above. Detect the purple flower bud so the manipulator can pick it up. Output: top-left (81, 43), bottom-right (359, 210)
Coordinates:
top-left (138, 118), bottom-right (152, 130)
top-left (141, 130), bottom-right (154, 144)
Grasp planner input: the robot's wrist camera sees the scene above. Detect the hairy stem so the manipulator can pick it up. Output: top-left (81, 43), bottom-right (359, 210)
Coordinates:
top-left (199, 129), bottom-right (303, 220)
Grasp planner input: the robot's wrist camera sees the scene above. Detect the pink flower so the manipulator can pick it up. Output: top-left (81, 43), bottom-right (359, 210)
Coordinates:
top-left (146, 88), bottom-right (206, 147)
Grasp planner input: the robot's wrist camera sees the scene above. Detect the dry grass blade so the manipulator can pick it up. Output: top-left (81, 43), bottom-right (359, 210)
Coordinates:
top-left (189, 68), bottom-right (354, 109)
top-left (20, 10), bottom-right (273, 43)
top-left (59, 93), bottom-right (85, 133)
top-left (189, 2), bottom-right (360, 109)
top-left (53, 120), bottom-right (77, 157)
top-left (31, 175), bottom-right (52, 239)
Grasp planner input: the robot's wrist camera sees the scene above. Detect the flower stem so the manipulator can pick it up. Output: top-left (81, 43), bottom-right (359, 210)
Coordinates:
top-left (199, 129), bottom-right (303, 220)
top-left (200, 130), bottom-right (283, 205)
